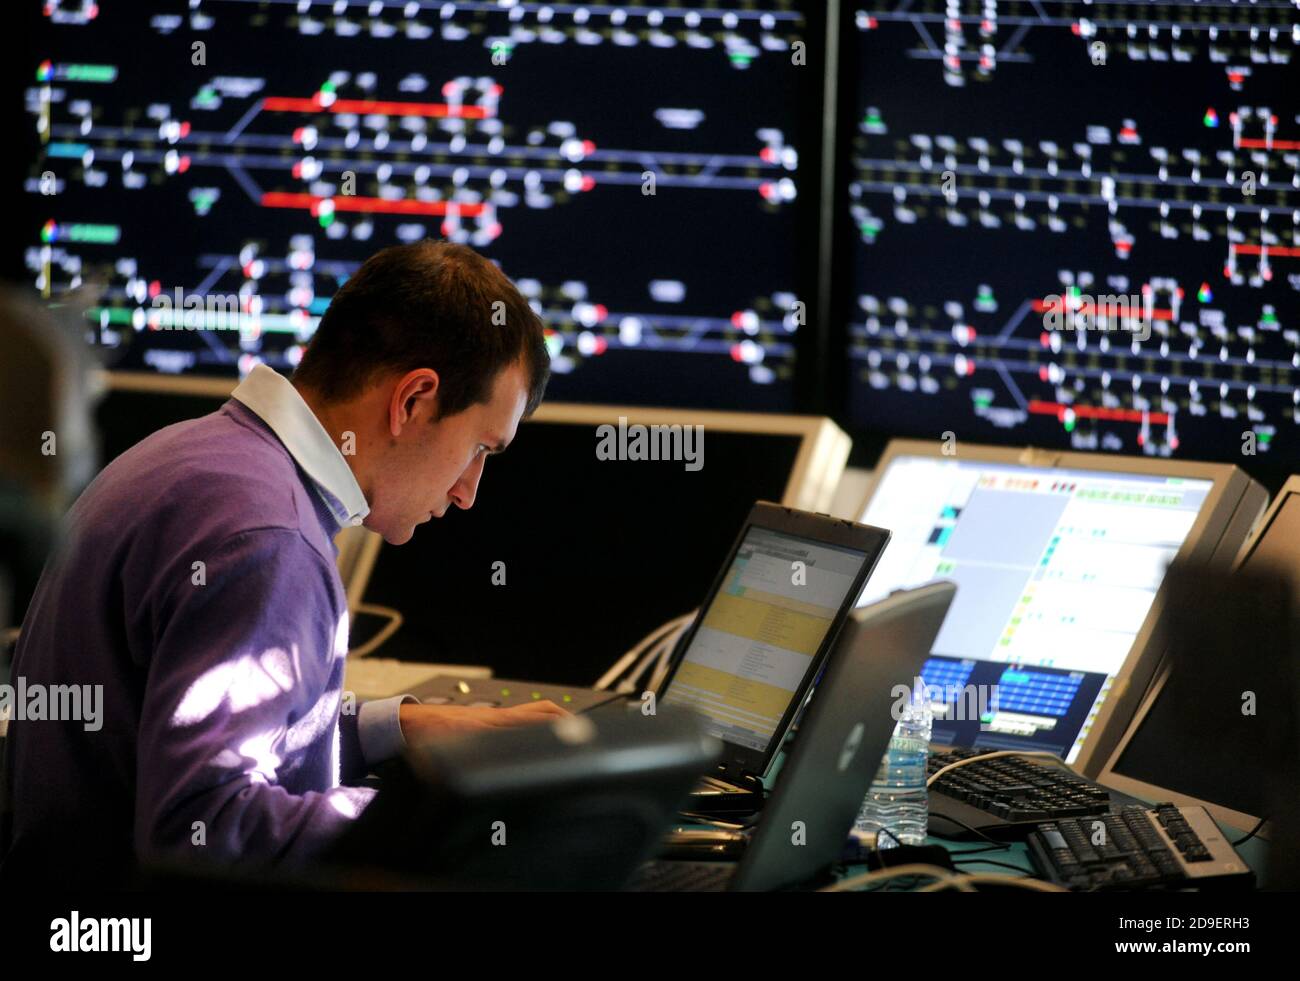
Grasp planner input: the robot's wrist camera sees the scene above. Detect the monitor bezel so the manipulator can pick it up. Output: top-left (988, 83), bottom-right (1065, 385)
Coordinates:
top-left (854, 438), bottom-right (1260, 776)
top-left (654, 500), bottom-right (890, 782)
top-left (1094, 476), bottom-right (1300, 833)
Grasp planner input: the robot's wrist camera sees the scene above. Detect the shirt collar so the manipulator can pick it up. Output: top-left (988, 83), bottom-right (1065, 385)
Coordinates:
top-left (231, 364), bottom-right (370, 529)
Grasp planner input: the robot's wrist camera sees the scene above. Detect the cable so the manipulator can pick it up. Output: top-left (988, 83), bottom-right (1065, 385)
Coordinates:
top-left (1231, 814), bottom-right (1269, 846)
top-left (347, 603), bottom-right (404, 658)
top-left (927, 809), bottom-right (1006, 846)
top-left (950, 842), bottom-right (1013, 855)
top-left (594, 611), bottom-right (695, 691)
top-left (615, 612), bottom-right (695, 694)
top-left (594, 617), bottom-right (677, 690)
top-left (927, 750), bottom-right (1077, 788)
top-left (621, 638), bottom-right (669, 694)
top-left (916, 873), bottom-right (1068, 893)
top-left (951, 857), bottom-right (1036, 875)
top-left (821, 863), bottom-right (971, 893)
top-left (827, 857), bottom-right (1070, 893)
top-left (673, 814), bottom-right (749, 830)
top-left (645, 616), bottom-right (692, 692)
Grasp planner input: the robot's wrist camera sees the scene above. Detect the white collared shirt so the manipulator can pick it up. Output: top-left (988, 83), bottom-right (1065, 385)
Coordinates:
top-left (231, 363), bottom-right (370, 530)
top-left (230, 364), bottom-right (411, 766)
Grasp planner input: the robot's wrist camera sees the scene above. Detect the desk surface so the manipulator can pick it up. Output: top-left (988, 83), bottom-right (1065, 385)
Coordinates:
top-left (748, 745), bottom-right (1271, 890)
top-left (834, 812), bottom-right (1270, 890)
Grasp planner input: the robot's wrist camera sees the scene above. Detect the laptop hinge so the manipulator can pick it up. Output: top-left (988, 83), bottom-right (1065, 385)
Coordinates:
top-left (713, 767), bottom-right (764, 794)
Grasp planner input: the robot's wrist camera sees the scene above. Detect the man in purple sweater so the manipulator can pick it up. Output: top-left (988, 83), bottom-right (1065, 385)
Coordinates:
top-left (1, 241), bottom-right (566, 885)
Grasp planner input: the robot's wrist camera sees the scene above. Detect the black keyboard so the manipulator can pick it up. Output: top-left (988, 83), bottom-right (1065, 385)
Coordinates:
top-left (927, 747), bottom-right (1113, 839)
top-left (625, 860), bottom-right (737, 892)
top-left (1028, 804), bottom-right (1254, 891)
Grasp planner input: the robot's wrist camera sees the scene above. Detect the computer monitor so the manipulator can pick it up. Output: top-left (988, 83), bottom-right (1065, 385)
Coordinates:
top-left (838, 5), bottom-right (1300, 465)
top-left (355, 406), bottom-right (850, 684)
top-left (1099, 476), bottom-right (1300, 831)
top-left (854, 439), bottom-right (1266, 775)
top-left (22, 1), bottom-right (821, 411)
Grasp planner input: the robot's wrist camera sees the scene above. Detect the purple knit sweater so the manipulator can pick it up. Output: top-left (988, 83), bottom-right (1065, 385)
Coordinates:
top-left (3, 399), bottom-right (380, 884)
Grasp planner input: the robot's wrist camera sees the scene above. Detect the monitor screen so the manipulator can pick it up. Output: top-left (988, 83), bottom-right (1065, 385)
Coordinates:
top-left (1110, 490), bottom-right (1300, 818)
top-left (23, 1), bottom-right (813, 410)
top-left (858, 454), bottom-right (1214, 762)
top-left (661, 526), bottom-right (871, 752)
top-left (842, 4), bottom-right (1300, 463)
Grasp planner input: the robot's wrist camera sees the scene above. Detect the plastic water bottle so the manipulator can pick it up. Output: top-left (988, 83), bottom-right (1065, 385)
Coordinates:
top-left (855, 681), bottom-right (932, 849)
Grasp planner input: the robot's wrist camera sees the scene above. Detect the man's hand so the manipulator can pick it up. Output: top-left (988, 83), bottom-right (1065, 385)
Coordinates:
top-left (398, 699), bottom-right (572, 744)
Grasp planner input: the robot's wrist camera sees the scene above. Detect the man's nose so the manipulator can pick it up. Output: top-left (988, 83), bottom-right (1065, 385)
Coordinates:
top-left (450, 456), bottom-right (486, 510)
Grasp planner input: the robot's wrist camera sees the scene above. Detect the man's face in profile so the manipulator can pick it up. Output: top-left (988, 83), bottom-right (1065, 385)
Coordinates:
top-left (367, 360), bottom-right (529, 545)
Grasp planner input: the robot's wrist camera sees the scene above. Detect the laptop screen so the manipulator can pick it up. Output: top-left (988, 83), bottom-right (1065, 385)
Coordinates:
top-left (661, 527), bottom-right (872, 753)
top-left (857, 455), bottom-right (1214, 763)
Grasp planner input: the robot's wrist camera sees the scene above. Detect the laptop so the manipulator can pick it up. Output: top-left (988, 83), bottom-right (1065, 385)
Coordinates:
top-left (627, 581), bottom-right (956, 891)
top-left (650, 502), bottom-right (891, 812)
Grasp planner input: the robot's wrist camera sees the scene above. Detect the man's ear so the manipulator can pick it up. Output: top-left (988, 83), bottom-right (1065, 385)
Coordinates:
top-left (388, 369), bottom-right (440, 437)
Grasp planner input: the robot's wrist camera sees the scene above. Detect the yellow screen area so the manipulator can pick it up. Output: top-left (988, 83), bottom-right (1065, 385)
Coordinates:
top-left (668, 589), bottom-right (834, 742)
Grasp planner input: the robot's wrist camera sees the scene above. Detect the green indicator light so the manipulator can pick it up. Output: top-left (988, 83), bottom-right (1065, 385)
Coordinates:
top-left (531, 692), bottom-right (541, 700)
top-left (66, 223), bottom-right (121, 244)
top-left (65, 64), bottom-right (118, 83)
top-left (500, 688), bottom-right (511, 697)
top-left (83, 307), bottom-right (133, 325)
top-left (563, 695), bottom-right (572, 703)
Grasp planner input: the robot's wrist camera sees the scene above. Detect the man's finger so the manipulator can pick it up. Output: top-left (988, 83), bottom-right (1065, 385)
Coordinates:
top-left (509, 700), bottom-right (570, 715)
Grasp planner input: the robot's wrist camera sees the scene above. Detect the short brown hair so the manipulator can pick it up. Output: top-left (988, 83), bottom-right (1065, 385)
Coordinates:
top-left (293, 241), bottom-right (549, 418)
